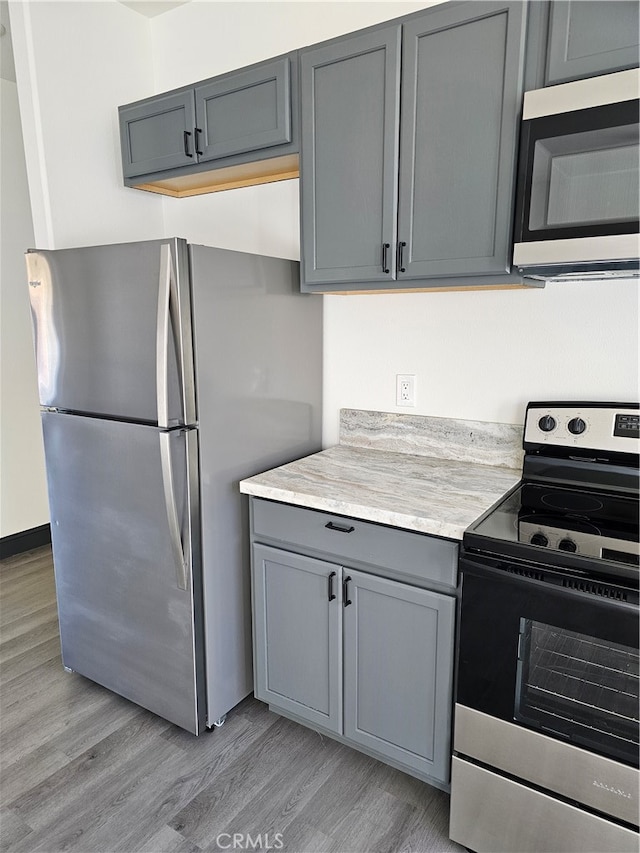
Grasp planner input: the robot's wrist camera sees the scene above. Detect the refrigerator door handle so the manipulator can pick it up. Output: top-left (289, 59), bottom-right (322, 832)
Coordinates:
top-left (157, 243), bottom-right (186, 429)
top-left (159, 431), bottom-right (189, 591)
top-left (157, 245), bottom-right (172, 429)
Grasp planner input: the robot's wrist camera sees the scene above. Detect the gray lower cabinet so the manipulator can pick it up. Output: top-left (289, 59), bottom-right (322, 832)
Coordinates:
top-left (119, 53), bottom-right (298, 192)
top-left (545, 1), bottom-right (640, 86)
top-left (343, 569), bottom-right (455, 783)
top-left (252, 544), bottom-right (342, 734)
top-left (250, 499), bottom-right (457, 786)
top-left (300, 1), bottom-right (529, 292)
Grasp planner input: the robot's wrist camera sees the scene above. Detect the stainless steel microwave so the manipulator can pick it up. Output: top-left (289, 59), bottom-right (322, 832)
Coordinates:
top-left (513, 69), bottom-right (639, 282)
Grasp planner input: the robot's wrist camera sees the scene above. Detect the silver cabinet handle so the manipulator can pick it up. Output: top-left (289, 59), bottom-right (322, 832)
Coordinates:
top-left (159, 431), bottom-right (188, 591)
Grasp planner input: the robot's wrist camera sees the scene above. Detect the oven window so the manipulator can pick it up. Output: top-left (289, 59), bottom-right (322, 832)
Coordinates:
top-left (528, 124), bottom-right (640, 231)
top-left (515, 619), bottom-right (639, 756)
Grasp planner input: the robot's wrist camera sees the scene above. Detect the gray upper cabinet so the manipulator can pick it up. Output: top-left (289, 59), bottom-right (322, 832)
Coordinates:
top-left (119, 53), bottom-right (299, 195)
top-left (194, 57), bottom-right (292, 162)
top-left (398, 2), bottom-right (526, 280)
top-left (300, 27), bottom-right (401, 287)
top-left (545, 1), bottom-right (640, 86)
top-left (299, 1), bottom-right (528, 292)
top-left (120, 91), bottom-right (197, 179)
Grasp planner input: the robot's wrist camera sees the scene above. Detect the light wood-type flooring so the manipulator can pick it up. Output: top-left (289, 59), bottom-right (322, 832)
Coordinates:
top-left (0, 546), bottom-right (465, 853)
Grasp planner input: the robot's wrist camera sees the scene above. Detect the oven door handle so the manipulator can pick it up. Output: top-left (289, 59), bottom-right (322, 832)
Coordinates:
top-left (460, 554), bottom-right (638, 614)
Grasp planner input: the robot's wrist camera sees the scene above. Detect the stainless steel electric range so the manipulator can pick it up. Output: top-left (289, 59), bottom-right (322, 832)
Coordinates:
top-left (450, 402), bottom-right (639, 853)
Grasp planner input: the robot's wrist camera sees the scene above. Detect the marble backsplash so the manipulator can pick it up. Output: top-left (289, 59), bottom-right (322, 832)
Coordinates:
top-left (339, 409), bottom-right (524, 470)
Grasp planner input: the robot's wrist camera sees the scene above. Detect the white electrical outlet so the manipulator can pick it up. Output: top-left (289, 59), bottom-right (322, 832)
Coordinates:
top-left (396, 374), bottom-right (416, 407)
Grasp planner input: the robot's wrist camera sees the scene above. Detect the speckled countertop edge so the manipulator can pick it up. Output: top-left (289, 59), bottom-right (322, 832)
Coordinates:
top-left (240, 443), bottom-right (521, 540)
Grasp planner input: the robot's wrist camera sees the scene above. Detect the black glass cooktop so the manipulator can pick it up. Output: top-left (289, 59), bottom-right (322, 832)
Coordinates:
top-left (465, 482), bottom-right (640, 578)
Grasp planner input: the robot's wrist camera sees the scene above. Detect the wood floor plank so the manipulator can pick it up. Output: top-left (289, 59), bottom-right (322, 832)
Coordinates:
top-left (387, 792), bottom-right (465, 853)
top-left (52, 689), bottom-right (147, 760)
top-left (103, 713), bottom-right (278, 852)
top-left (8, 712), bottom-right (171, 829)
top-left (284, 745), bottom-right (382, 839)
top-left (8, 731), bottom-right (185, 851)
top-left (326, 787), bottom-right (416, 853)
top-left (0, 742), bottom-right (71, 808)
top-left (0, 546), bottom-right (53, 575)
top-left (0, 635), bottom-right (62, 687)
top-left (132, 825), bottom-right (203, 853)
top-left (0, 675), bottom-right (119, 767)
top-left (0, 601), bottom-right (58, 645)
top-left (0, 658), bottom-right (102, 729)
top-left (0, 612), bottom-right (60, 665)
top-left (169, 716), bottom-right (316, 848)
top-left (0, 808), bottom-right (34, 848)
top-left (0, 578), bottom-right (58, 624)
top-left (202, 728), bottom-right (344, 851)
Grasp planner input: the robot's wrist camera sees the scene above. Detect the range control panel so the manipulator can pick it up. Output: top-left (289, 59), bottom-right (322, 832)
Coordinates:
top-left (518, 520), bottom-right (640, 565)
top-left (524, 403), bottom-right (640, 455)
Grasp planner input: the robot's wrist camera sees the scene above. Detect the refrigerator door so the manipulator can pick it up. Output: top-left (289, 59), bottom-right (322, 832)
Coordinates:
top-left (26, 239), bottom-right (196, 427)
top-left (42, 410), bottom-right (204, 734)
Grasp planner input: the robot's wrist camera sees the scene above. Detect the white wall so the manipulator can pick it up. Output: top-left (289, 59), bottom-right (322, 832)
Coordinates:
top-left (10, 0), bottom-right (164, 249)
top-left (0, 78), bottom-right (49, 537)
top-left (323, 281), bottom-right (639, 443)
top-left (10, 1), bottom-right (640, 459)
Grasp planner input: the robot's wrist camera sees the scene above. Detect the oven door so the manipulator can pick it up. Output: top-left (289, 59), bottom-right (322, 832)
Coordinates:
top-left (457, 554), bottom-right (639, 769)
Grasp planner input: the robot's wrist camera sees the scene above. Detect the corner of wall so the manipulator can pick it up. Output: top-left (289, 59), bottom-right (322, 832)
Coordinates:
top-left (8, 0), bottom-right (55, 248)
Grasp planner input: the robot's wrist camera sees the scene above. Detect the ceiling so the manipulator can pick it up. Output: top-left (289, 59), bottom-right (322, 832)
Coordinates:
top-left (118, 1), bottom-right (190, 17)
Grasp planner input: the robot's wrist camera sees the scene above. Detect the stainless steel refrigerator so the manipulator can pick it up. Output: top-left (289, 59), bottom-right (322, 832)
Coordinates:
top-left (26, 238), bottom-right (322, 734)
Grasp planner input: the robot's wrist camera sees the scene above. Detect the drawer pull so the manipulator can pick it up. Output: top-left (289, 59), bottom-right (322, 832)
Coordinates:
top-left (328, 571), bottom-right (336, 602)
top-left (325, 521), bottom-right (355, 534)
top-left (343, 575), bottom-right (352, 607)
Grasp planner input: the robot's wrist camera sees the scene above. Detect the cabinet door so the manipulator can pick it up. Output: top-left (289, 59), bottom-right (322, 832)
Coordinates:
top-left (343, 570), bottom-right (455, 783)
top-left (194, 57), bottom-right (292, 163)
top-left (545, 1), bottom-right (640, 86)
top-left (397, 1), bottom-right (526, 280)
top-left (119, 91), bottom-right (197, 178)
top-left (300, 27), bottom-right (401, 287)
top-left (252, 544), bottom-right (342, 734)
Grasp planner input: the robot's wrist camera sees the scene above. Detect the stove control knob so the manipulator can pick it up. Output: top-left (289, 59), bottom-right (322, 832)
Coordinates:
top-left (558, 538), bottom-right (577, 553)
top-left (568, 417), bottom-right (586, 435)
top-left (538, 415), bottom-right (556, 432)
top-left (530, 532), bottom-right (548, 547)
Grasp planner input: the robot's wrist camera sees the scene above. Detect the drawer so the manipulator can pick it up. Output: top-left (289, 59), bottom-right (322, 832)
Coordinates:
top-left (251, 498), bottom-right (458, 590)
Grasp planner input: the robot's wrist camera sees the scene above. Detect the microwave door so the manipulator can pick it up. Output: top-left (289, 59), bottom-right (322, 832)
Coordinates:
top-left (513, 94), bottom-right (639, 277)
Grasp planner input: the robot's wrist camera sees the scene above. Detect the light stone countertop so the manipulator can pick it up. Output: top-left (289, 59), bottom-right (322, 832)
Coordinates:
top-left (239, 443), bottom-right (521, 541)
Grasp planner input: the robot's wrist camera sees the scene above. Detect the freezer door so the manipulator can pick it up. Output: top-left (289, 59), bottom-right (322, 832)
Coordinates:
top-left (26, 239), bottom-right (196, 427)
top-left (42, 411), bottom-right (204, 734)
